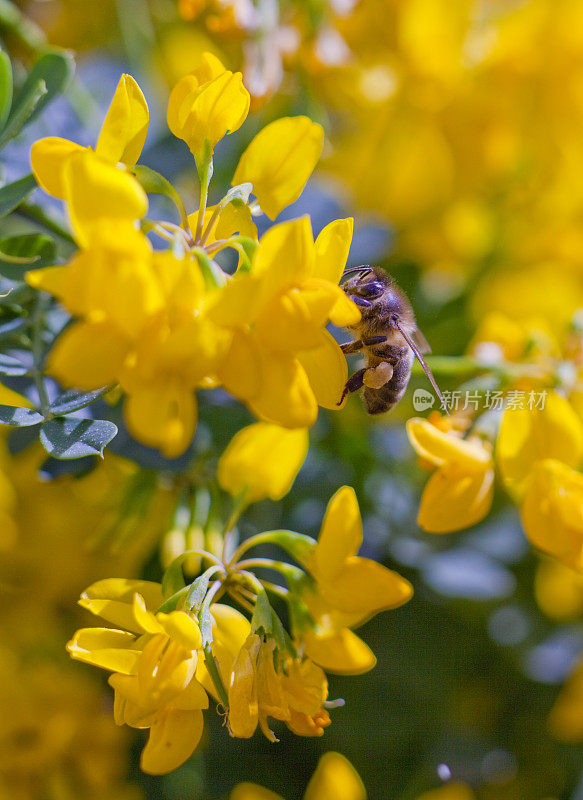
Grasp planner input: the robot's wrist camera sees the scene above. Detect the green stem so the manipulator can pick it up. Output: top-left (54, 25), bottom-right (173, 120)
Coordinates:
top-left (221, 489), bottom-right (248, 562)
top-left (411, 355), bottom-right (481, 377)
top-left (194, 141), bottom-right (213, 245)
top-left (236, 558), bottom-right (304, 583)
top-left (199, 202), bottom-right (222, 247)
top-left (199, 580), bottom-right (229, 708)
top-left (17, 202), bottom-right (75, 245)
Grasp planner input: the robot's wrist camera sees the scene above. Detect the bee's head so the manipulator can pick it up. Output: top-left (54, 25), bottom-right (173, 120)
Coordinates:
top-left (342, 266), bottom-right (387, 299)
top-left (342, 265), bottom-right (415, 328)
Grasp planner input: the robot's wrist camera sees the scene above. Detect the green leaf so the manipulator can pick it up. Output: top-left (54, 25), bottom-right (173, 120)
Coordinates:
top-left (0, 79), bottom-right (46, 150)
top-left (254, 530), bottom-right (316, 566)
top-left (39, 417), bottom-right (117, 459)
top-left (0, 353), bottom-right (27, 375)
top-left (270, 610), bottom-right (287, 652)
top-left (0, 233), bottom-right (56, 279)
top-left (185, 565), bottom-right (225, 613)
top-left (14, 50), bottom-right (75, 127)
top-left (251, 589), bottom-right (273, 635)
top-left (0, 50), bottom-right (13, 130)
top-left (49, 386), bottom-right (110, 416)
top-left (133, 164), bottom-right (187, 225)
top-left (0, 405), bottom-right (43, 426)
top-left (0, 50), bottom-right (74, 150)
top-left (0, 174), bottom-right (37, 219)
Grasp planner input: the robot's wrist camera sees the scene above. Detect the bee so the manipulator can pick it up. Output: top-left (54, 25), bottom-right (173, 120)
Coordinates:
top-left (338, 265), bottom-right (448, 414)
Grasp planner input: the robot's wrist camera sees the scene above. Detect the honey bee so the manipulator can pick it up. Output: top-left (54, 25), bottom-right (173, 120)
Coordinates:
top-left (338, 266), bottom-right (448, 414)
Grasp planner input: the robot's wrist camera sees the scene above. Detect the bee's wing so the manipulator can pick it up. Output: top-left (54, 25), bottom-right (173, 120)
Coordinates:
top-left (413, 328), bottom-right (431, 355)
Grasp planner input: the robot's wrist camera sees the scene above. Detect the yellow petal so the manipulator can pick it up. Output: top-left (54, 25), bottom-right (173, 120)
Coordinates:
top-left (418, 463), bottom-right (494, 533)
top-left (247, 353), bottom-right (318, 429)
top-left (168, 69), bottom-right (249, 157)
top-left (171, 677), bottom-right (209, 711)
top-left (313, 218), bottom-right (353, 285)
top-left (124, 381), bottom-right (197, 458)
top-left (156, 611), bottom-right (203, 650)
top-left (132, 593), bottom-right (165, 634)
top-left (66, 628), bottom-right (141, 674)
top-left (304, 628), bottom-right (377, 676)
top-left (232, 117), bottom-right (324, 219)
top-left (303, 752), bottom-right (367, 800)
top-left (81, 578), bottom-right (164, 609)
top-left (319, 557), bottom-right (413, 620)
top-left (217, 330), bottom-right (261, 400)
top-left (25, 264), bottom-right (70, 300)
top-left (0, 384), bottom-right (31, 408)
top-left (48, 321), bottom-right (129, 390)
top-left (313, 486), bottom-right (363, 580)
top-left (63, 151), bottom-right (148, 247)
top-left (407, 418), bottom-right (492, 470)
top-left (548, 659), bottom-right (583, 742)
top-left (95, 74), bottom-right (149, 166)
top-left (254, 289), bottom-right (330, 352)
top-left (535, 558), bottom-right (583, 622)
top-left (140, 707), bottom-right (204, 774)
top-left (228, 634), bottom-right (260, 738)
top-left (167, 74), bottom-right (198, 137)
top-left (521, 459), bottom-right (583, 570)
top-left (298, 329), bottom-right (348, 411)
top-left (30, 136), bottom-right (85, 199)
top-left (79, 593), bottom-right (156, 635)
top-left (208, 272), bottom-right (263, 327)
top-left (497, 392), bottom-right (583, 497)
top-left (252, 217), bottom-right (315, 298)
top-left (230, 785), bottom-right (285, 800)
top-left (218, 421), bottom-right (308, 503)
top-left (215, 201), bottom-right (258, 242)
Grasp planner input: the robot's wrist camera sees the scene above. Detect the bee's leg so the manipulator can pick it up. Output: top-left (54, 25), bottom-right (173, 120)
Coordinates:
top-left (346, 295), bottom-right (372, 308)
top-left (337, 368), bottom-right (366, 405)
top-left (340, 335), bottom-right (387, 354)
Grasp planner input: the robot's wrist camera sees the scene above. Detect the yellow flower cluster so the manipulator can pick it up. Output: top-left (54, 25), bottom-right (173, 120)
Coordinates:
top-left (407, 312), bottom-right (583, 571)
top-left (68, 421), bottom-right (412, 774)
top-left (28, 55), bottom-right (357, 457)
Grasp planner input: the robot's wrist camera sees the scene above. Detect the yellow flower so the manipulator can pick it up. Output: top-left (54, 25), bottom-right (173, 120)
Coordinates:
top-left (228, 634), bottom-right (330, 742)
top-left (520, 460), bottom-right (583, 570)
top-left (292, 486), bottom-right (412, 675)
top-left (67, 579), bottom-right (250, 774)
top-left (497, 391), bottom-right (583, 499)
top-left (232, 116), bottom-right (324, 220)
top-left (535, 558), bottom-right (583, 621)
top-left (28, 155), bottom-right (228, 457)
top-left (407, 418), bottom-right (495, 533)
top-left (306, 486), bottom-right (413, 622)
top-left (230, 751), bottom-right (367, 800)
top-left (31, 73), bottom-right (148, 199)
top-left (209, 216), bottom-right (359, 428)
top-left (167, 51), bottom-right (250, 159)
top-left (548, 657), bottom-right (583, 742)
top-left (218, 422), bottom-right (309, 503)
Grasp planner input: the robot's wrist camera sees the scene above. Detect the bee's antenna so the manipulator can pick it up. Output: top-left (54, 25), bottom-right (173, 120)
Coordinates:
top-left (341, 265), bottom-right (373, 282)
top-left (391, 317), bottom-right (450, 416)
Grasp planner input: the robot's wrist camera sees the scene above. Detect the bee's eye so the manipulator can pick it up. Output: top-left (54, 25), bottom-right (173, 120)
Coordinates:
top-left (360, 280), bottom-right (384, 298)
